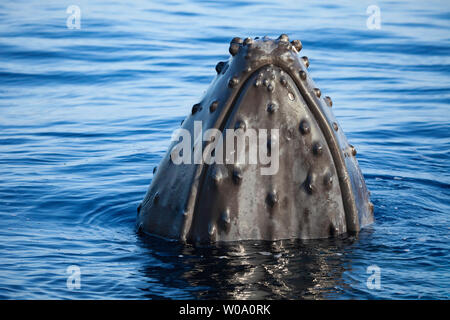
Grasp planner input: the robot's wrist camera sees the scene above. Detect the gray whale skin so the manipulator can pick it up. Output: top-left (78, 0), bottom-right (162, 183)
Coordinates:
top-left (137, 35), bottom-right (374, 244)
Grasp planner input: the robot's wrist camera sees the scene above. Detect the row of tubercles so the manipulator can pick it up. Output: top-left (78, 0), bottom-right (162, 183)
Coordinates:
top-left (298, 58), bottom-right (342, 192)
top-left (250, 63), bottom-right (338, 206)
top-left (295, 47), bottom-right (358, 159)
top-left (229, 34), bottom-right (303, 56)
top-left (298, 119), bottom-right (334, 193)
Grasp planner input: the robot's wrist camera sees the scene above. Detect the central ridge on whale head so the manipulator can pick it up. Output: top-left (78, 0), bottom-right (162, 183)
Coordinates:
top-left (137, 34), bottom-right (374, 244)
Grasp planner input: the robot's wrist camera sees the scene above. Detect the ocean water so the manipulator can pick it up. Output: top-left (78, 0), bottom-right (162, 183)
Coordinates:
top-left (0, 0), bottom-right (449, 299)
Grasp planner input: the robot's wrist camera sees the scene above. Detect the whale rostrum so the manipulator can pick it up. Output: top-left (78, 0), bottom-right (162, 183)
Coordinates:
top-left (137, 35), bottom-right (374, 243)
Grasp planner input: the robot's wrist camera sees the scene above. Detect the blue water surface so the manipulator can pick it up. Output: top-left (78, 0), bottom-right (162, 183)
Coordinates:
top-left (0, 0), bottom-right (449, 299)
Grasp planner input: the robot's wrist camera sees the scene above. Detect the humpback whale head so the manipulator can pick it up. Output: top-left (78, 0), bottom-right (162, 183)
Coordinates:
top-left (137, 35), bottom-right (374, 244)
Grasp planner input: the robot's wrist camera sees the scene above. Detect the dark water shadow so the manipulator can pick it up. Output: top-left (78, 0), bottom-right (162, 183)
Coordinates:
top-left (136, 232), bottom-right (366, 299)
